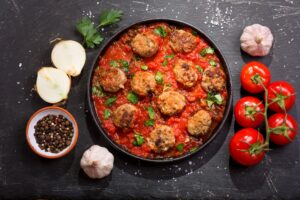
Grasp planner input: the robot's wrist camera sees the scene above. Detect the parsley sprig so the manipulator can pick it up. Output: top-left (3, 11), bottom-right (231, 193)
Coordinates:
top-left (76, 9), bottom-right (123, 48)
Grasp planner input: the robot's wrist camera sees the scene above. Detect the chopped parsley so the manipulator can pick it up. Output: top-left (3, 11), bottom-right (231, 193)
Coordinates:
top-left (206, 93), bottom-right (223, 108)
top-left (133, 133), bottom-right (144, 146)
top-left (162, 60), bottom-right (168, 66)
top-left (147, 106), bottom-right (155, 119)
top-left (176, 143), bottom-right (184, 152)
top-left (164, 54), bottom-right (175, 59)
top-left (200, 47), bottom-right (214, 57)
top-left (155, 71), bottom-right (164, 84)
top-left (195, 65), bottom-right (203, 74)
top-left (105, 96), bottom-right (117, 107)
top-left (92, 85), bottom-right (105, 97)
top-left (144, 119), bottom-right (155, 126)
top-left (127, 92), bottom-right (139, 104)
top-left (209, 60), bottom-right (217, 67)
top-left (110, 60), bottom-right (119, 67)
top-left (103, 109), bottom-right (111, 119)
top-left (119, 59), bottom-right (129, 72)
top-left (153, 26), bottom-right (167, 37)
top-left (141, 65), bottom-right (148, 70)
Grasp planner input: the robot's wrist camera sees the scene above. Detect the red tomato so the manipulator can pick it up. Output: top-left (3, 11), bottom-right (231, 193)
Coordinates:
top-left (229, 128), bottom-right (265, 166)
top-left (268, 113), bottom-right (298, 145)
top-left (240, 61), bottom-right (271, 93)
top-left (234, 96), bottom-right (265, 128)
top-left (267, 81), bottom-right (296, 112)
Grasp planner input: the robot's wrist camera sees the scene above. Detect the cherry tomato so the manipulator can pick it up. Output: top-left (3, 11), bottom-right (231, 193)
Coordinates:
top-left (234, 96), bottom-right (265, 128)
top-left (267, 81), bottom-right (296, 112)
top-left (240, 61), bottom-right (271, 94)
top-left (229, 128), bottom-right (265, 166)
top-left (268, 113), bottom-right (298, 145)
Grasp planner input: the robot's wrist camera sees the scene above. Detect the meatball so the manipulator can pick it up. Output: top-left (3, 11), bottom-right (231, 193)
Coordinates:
top-left (148, 125), bottom-right (175, 153)
top-left (157, 91), bottom-right (186, 116)
top-left (187, 110), bottom-right (212, 137)
top-left (98, 67), bottom-right (127, 92)
top-left (169, 30), bottom-right (198, 53)
top-left (131, 71), bottom-right (156, 96)
top-left (201, 66), bottom-right (226, 92)
top-left (173, 59), bottom-right (198, 87)
top-left (131, 34), bottom-right (159, 58)
top-left (112, 104), bottom-right (137, 128)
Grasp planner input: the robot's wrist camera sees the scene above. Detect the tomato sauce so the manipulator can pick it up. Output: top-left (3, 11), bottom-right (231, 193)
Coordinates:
top-left (92, 22), bottom-right (228, 159)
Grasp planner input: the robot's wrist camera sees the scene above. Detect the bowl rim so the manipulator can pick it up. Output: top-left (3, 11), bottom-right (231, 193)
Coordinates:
top-left (87, 18), bottom-right (233, 163)
top-left (26, 106), bottom-right (79, 159)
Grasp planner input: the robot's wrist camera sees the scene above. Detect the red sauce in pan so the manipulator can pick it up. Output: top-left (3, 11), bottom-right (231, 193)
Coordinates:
top-left (92, 22), bottom-right (228, 159)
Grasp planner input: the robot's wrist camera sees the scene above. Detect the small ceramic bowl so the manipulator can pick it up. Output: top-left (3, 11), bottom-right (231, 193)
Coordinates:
top-left (26, 106), bottom-right (78, 159)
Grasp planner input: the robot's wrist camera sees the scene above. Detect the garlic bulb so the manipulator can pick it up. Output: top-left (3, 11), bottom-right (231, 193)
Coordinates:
top-left (240, 24), bottom-right (274, 56)
top-left (80, 145), bottom-right (114, 179)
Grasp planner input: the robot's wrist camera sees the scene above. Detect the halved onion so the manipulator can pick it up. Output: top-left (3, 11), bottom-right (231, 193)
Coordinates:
top-left (51, 40), bottom-right (86, 77)
top-left (36, 67), bottom-right (71, 104)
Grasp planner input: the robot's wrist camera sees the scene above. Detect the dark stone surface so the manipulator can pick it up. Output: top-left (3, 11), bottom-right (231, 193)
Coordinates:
top-left (0, 0), bottom-right (299, 199)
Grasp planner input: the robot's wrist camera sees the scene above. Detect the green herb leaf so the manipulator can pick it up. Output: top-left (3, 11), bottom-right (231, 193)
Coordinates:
top-left (209, 59), bottom-right (217, 66)
top-left (162, 60), bottom-right (168, 66)
top-left (110, 60), bottom-right (120, 67)
top-left (154, 26), bottom-right (167, 37)
top-left (176, 143), bottom-right (184, 152)
top-left (76, 17), bottom-right (103, 48)
top-left (99, 9), bottom-right (123, 27)
top-left (133, 133), bottom-right (144, 146)
top-left (147, 106), bottom-right (155, 120)
top-left (200, 47), bottom-right (214, 57)
top-left (103, 109), bottom-right (111, 119)
top-left (141, 65), bottom-right (148, 70)
top-left (191, 30), bottom-right (198, 36)
top-left (195, 65), bottom-right (203, 73)
top-left (155, 71), bottom-right (164, 84)
top-left (118, 59), bottom-right (129, 72)
top-left (144, 119), bottom-right (155, 126)
top-left (92, 85), bottom-right (105, 97)
top-left (206, 93), bottom-right (223, 108)
top-left (127, 92), bottom-right (139, 104)
top-left (105, 96), bottom-right (117, 107)
top-left (164, 54), bottom-right (175, 59)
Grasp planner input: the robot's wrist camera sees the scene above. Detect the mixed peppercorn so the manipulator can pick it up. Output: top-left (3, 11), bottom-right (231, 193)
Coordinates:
top-left (34, 114), bottom-right (74, 153)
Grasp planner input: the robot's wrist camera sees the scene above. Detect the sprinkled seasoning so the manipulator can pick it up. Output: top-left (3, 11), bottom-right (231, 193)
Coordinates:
top-left (34, 114), bottom-right (74, 153)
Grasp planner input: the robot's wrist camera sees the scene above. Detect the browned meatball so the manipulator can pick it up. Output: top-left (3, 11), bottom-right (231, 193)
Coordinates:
top-left (131, 34), bottom-right (159, 58)
top-left (98, 68), bottom-right (127, 92)
top-left (173, 59), bottom-right (198, 87)
top-left (169, 30), bottom-right (198, 53)
top-left (157, 91), bottom-right (186, 116)
top-left (187, 110), bottom-right (212, 137)
top-left (131, 71), bottom-right (156, 96)
top-left (201, 66), bottom-right (226, 92)
top-left (112, 104), bottom-right (137, 128)
top-left (148, 125), bottom-right (175, 153)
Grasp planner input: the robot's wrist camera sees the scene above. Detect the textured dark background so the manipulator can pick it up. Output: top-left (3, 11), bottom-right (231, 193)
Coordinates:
top-left (0, 0), bottom-right (299, 199)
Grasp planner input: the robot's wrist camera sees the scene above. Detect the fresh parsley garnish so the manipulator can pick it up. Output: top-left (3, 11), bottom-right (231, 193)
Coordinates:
top-left (98, 9), bottom-right (123, 27)
top-left (209, 60), bottom-right (217, 67)
top-left (155, 71), bottom-right (164, 84)
top-left (162, 60), bottom-right (168, 66)
top-left (154, 26), bottom-right (167, 37)
top-left (164, 54), bottom-right (175, 59)
top-left (147, 106), bottom-right (155, 119)
top-left (144, 119), bottom-right (155, 126)
top-left (127, 92), bottom-right (139, 104)
top-left (195, 65), bottom-right (203, 74)
top-left (105, 96), bottom-right (117, 107)
top-left (200, 47), bottom-right (214, 57)
top-left (110, 60), bottom-right (120, 67)
top-left (103, 109), bottom-right (111, 119)
top-left (176, 143), bottom-right (184, 152)
top-left (76, 9), bottom-right (123, 48)
top-left (206, 93), bottom-right (223, 108)
top-left (92, 85), bottom-right (105, 97)
top-left (141, 65), bottom-right (148, 70)
top-left (76, 17), bottom-right (103, 48)
top-left (133, 133), bottom-right (144, 146)
top-left (118, 59), bottom-right (129, 72)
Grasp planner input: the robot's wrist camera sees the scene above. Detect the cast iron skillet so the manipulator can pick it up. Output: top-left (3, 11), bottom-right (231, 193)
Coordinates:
top-left (87, 19), bottom-right (232, 163)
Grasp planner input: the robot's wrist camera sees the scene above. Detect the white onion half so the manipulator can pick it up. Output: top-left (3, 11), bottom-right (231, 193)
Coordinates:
top-left (51, 40), bottom-right (86, 77)
top-left (36, 67), bottom-right (71, 104)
